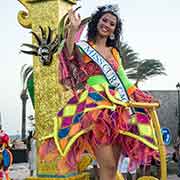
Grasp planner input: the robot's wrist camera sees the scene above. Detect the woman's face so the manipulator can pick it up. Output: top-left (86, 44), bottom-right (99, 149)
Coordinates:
top-left (96, 13), bottom-right (117, 38)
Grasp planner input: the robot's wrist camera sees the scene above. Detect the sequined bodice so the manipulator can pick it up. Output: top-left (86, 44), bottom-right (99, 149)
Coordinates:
top-left (83, 57), bottom-right (119, 77)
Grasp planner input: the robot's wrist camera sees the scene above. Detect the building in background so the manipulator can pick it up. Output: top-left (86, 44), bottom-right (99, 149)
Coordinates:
top-left (150, 90), bottom-right (178, 144)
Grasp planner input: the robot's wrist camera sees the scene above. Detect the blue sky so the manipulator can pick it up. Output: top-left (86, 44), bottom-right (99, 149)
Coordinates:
top-left (1, 0), bottom-right (180, 135)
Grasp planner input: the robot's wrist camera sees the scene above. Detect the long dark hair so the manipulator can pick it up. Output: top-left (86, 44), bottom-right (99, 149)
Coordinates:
top-left (87, 5), bottom-right (122, 48)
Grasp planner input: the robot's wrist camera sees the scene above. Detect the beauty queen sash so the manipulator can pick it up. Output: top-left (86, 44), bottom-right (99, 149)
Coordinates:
top-left (77, 41), bottom-right (135, 115)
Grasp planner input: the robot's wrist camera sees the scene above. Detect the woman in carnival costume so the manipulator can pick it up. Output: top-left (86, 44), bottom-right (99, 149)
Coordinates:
top-left (0, 130), bottom-right (12, 180)
top-left (39, 4), bottom-right (159, 180)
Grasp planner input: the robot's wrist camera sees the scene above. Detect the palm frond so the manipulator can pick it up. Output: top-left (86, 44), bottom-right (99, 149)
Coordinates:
top-left (117, 41), bottom-right (166, 86)
top-left (135, 59), bottom-right (166, 85)
top-left (20, 65), bottom-right (33, 90)
top-left (118, 42), bottom-right (139, 70)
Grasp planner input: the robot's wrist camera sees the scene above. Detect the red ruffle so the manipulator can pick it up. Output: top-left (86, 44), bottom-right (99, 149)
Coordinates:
top-left (66, 88), bottom-right (158, 169)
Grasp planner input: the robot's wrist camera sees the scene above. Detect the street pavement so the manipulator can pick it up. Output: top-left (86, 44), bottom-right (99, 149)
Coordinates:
top-left (6, 163), bottom-right (180, 180)
top-left (8, 163), bottom-right (30, 180)
top-left (168, 175), bottom-right (180, 180)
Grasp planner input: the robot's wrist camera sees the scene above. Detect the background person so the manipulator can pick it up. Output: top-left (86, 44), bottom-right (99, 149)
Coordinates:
top-left (118, 154), bottom-right (137, 180)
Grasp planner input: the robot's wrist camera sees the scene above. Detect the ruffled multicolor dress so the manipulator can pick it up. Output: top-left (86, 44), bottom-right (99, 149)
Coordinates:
top-left (39, 41), bottom-right (158, 171)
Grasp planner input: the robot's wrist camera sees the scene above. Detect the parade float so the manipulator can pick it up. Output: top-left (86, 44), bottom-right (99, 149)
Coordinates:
top-left (17, 0), bottom-right (167, 179)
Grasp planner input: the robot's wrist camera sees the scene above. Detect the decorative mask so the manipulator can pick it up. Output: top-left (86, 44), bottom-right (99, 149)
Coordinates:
top-left (21, 26), bottom-right (59, 66)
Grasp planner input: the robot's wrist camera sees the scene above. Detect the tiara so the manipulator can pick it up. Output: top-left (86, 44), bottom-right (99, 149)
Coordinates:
top-left (102, 4), bottom-right (120, 17)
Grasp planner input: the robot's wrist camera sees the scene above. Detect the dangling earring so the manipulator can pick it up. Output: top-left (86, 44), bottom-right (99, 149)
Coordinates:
top-left (110, 33), bottom-right (115, 40)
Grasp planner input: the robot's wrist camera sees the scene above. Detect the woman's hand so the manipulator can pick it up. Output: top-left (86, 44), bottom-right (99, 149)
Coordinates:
top-left (65, 8), bottom-right (81, 57)
top-left (67, 8), bottom-right (81, 32)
